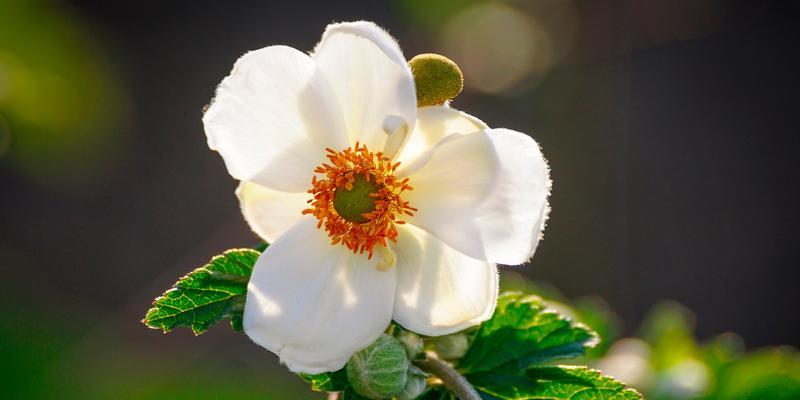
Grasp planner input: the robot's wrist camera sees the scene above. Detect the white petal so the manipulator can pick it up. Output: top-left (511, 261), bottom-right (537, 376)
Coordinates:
top-left (313, 21), bottom-right (416, 156)
top-left (236, 181), bottom-right (310, 243)
top-left (472, 129), bottom-right (551, 264)
top-left (317, 21), bottom-right (408, 65)
top-left (203, 46), bottom-right (348, 192)
top-left (243, 218), bottom-right (396, 373)
top-left (402, 129), bottom-right (550, 264)
top-left (392, 224), bottom-right (498, 336)
top-left (398, 131), bottom-right (499, 260)
top-left (396, 106), bottom-right (487, 168)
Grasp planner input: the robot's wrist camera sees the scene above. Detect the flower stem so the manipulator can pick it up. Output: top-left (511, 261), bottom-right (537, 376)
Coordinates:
top-left (413, 355), bottom-right (481, 400)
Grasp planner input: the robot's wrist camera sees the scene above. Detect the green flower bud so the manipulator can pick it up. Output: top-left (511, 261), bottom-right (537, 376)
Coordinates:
top-left (408, 53), bottom-right (464, 107)
top-left (396, 330), bottom-right (424, 360)
top-left (426, 332), bottom-right (469, 360)
top-left (347, 334), bottom-right (409, 399)
top-left (396, 365), bottom-right (428, 400)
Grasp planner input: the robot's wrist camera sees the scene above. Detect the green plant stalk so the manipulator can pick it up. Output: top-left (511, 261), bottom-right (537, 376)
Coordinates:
top-left (414, 355), bottom-right (481, 400)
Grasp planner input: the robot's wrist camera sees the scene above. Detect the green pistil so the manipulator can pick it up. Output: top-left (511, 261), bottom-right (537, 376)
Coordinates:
top-left (333, 175), bottom-right (381, 223)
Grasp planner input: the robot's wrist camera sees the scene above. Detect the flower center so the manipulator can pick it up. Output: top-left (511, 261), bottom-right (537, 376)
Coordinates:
top-left (333, 175), bottom-right (381, 224)
top-left (303, 143), bottom-right (416, 259)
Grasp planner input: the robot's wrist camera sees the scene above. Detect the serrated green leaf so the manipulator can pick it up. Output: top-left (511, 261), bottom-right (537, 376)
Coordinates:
top-left (299, 371), bottom-right (377, 399)
top-left (573, 296), bottom-right (621, 357)
top-left (300, 368), bottom-right (350, 393)
top-left (466, 366), bottom-right (642, 400)
top-left (300, 369), bottom-right (371, 399)
top-left (458, 293), bottom-right (598, 374)
top-left (142, 249), bottom-right (260, 335)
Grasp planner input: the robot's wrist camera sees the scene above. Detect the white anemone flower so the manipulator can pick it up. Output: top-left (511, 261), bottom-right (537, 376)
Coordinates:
top-left (202, 21), bottom-right (550, 373)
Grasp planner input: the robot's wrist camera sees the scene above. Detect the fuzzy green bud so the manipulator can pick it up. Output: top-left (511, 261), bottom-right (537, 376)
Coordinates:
top-left (346, 334), bottom-right (409, 399)
top-left (397, 365), bottom-right (428, 400)
top-left (426, 332), bottom-right (469, 360)
top-left (396, 330), bottom-right (424, 360)
top-left (409, 53), bottom-right (464, 107)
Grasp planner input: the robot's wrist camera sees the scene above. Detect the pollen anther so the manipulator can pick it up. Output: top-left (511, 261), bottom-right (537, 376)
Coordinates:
top-left (303, 143), bottom-right (415, 260)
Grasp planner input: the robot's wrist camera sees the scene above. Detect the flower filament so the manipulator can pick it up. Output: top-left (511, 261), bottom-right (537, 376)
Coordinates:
top-left (303, 143), bottom-right (416, 259)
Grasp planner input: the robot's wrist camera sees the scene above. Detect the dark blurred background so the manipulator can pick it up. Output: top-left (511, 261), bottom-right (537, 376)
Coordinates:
top-left (1, 0), bottom-right (798, 398)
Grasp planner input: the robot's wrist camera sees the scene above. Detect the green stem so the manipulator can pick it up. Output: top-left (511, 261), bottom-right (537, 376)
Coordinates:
top-left (413, 355), bottom-right (481, 400)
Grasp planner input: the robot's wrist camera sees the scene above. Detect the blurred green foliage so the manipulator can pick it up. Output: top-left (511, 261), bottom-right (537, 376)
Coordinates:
top-left (0, 306), bottom-right (310, 399)
top-left (0, 309), bottom-right (71, 398)
top-left (0, 0), bottom-right (128, 187)
top-left (709, 347), bottom-right (800, 400)
top-left (564, 288), bottom-right (800, 399)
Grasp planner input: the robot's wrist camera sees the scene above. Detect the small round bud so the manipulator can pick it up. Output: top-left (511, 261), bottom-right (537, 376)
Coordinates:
top-left (397, 365), bottom-right (428, 400)
top-left (347, 334), bottom-right (409, 399)
top-left (396, 330), bottom-right (424, 360)
top-left (408, 53), bottom-right (464, 107)
top-left (426, 332), bottom-right (469, 360)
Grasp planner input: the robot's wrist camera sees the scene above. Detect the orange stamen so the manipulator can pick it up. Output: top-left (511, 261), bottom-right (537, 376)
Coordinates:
top-left (303, 144), bottom-right (415, 259)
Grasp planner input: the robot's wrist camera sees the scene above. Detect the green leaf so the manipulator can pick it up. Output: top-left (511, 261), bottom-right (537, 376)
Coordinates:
top-left (300, 368), bottom-right (350, 392)
top-left (466, 366), bottom-right (642, 400)
top-left (299, 369), bottom-right (373, 399)
top-left (142, 249), bottom-right (260, 335)
top-left (300, 371), bottom-right (368, 399)
top-left (572, 296), bottom-right (621, 357)
top-left (458, 293), bottom-right (598, 374)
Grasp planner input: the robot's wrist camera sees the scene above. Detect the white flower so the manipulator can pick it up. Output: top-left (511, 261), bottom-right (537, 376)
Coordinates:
top-left (202, 21), bottom-right (550, 373)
